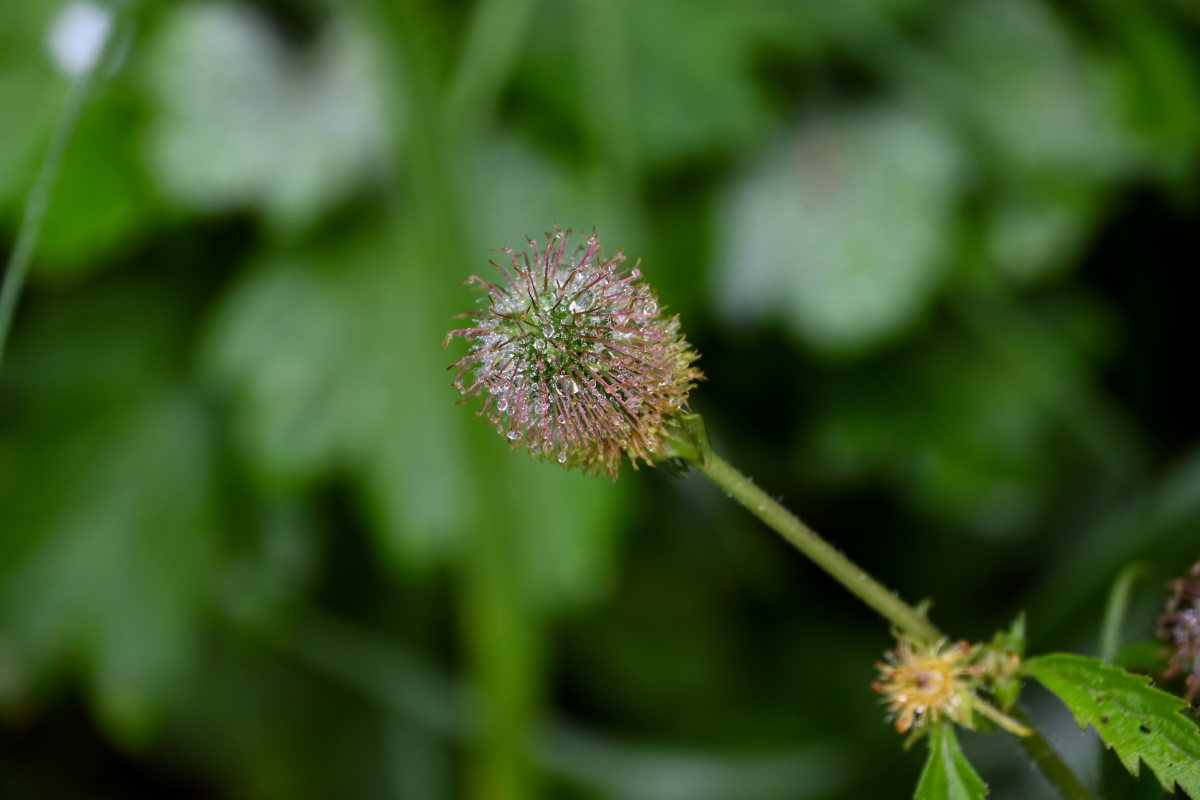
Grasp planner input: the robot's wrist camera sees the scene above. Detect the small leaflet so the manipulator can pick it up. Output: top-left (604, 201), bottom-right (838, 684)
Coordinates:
top-left (915, 723), bottom-right (989, 800)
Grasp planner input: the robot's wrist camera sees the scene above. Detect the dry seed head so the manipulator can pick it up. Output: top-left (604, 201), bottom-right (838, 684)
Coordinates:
top-left (445, 226), bottom-right (702, 478)
top-left (1158, 559), bottom-right (1200, 703)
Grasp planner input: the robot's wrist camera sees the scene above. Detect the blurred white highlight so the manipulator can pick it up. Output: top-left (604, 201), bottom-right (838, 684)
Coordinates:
top-left (46, 2), bottom-right (113, 77)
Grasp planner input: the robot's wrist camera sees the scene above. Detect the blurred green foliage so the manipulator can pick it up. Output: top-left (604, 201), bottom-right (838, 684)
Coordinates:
top-left (2, 0), bottom-right (1199, 798)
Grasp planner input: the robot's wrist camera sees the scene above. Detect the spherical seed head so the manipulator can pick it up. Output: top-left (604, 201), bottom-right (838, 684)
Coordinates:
top-left (445, 226), bottom-right (702, 479)
top-left (872, 638), bottom-right (981, 735)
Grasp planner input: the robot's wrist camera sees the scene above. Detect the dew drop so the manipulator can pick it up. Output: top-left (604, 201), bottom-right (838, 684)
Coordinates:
top-left (507, 429), bottom-right (520, 440)
top-left (497, 398), bottom-right (508, 412)
top-left (557, 451), bottom-right (568, 464)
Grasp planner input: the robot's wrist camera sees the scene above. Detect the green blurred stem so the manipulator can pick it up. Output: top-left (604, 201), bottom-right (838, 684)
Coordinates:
top-left (347, 0), bottom-right (545, 796)
top-left (0, 69), bottom-right (96, 369)
top-left (694, 451), bottom-right (940, 643)
top-left (445, 0), bottom-right (537, 128)
top-left (0, 0), bottom-right (136, 370)
top-left (1009, 706), bottom-right (1097, 800)
top-left (1099, 562), bottom-right (1147, 664)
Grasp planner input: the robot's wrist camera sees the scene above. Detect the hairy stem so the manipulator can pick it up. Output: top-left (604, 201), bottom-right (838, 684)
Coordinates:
top-left (695, 450), bottom-right (940, 642)
top-left (680, 423), bottom-right (1092, 799)
top-left (1010, 706), bottom-right (1097, 800)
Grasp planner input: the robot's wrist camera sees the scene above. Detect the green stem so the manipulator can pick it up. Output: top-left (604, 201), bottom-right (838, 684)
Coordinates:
top-left (0, 0), bottom-right (136, 370)
top-left (679, 422), bottom-right (1094, 800)
top-left (1099, 562), bottom-right (1147, 664)
top-left (0, 69), bottom-right (94, 369)
top-left (347, 1), bottom-right (544, 797)
top-left (695, 450), bottom-right (940, 643)
top-left (1009, 706), bottom-right (1097, 800)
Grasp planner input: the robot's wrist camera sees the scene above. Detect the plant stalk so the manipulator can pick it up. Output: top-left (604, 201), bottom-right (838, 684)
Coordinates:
top-left (691, 441), bottom-right (1095, 800)
top-left (1009, 706), bottom-right (1097, 800)
top-left (0, 0), bottom-right (137, 370)
top-left (0, 71), bottom-right (93, 369)
top-left (695, 451), bottom-right (941, 643)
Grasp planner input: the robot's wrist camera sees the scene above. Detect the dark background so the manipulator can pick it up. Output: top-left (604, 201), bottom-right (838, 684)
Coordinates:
top-left (2, 0), bottom-right (1200, 798)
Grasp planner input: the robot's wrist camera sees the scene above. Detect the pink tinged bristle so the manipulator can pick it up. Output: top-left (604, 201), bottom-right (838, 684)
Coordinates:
top-left (446, 225), bottom-right (702, 475)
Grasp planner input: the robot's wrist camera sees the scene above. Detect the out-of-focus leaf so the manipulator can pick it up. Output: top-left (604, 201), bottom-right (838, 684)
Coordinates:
top-left (205, 176), bottom-right (626, 607)
top-left (980, 182), bottom-right (1102, 286)
top-left (36, 90), bottom-right (159, 272)
top-left (1090, 0), bottom-right (1200, 180)
top-left (936, 0), bottom-right (1140, 179)
top-left (463, 134), bottom-right (636, 259)
top-left (497, 452), bottom-right (625, 609)
top-left (1025, 653), bottom-right (1200, 795)
top-left (803, 295), bottom-right (1129, 537)
top-left (914, 724), bottom-right (989, 800)
top-left (517, 0), bottom-right (884, 171)
top-left (541, 721), bottom-right (849, 800)
top-left (624, 0), bottom-right (940, 167)
top-left (168, 631), bottom-right (399, 800)
top-left (140, 2), bottom-right (389, 232)
top-left (0, 288), bottom-right (217, 745)
top-left (622, 0), bottom-right (791, 167)
top-left (930, 0), bottom-right (1144, 283)
top-left (713, 101), bottom-right (963, 355)
top-left (202, 231), bottom-right (468, 568)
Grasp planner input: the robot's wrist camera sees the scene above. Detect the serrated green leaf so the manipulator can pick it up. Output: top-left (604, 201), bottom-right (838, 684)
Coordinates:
top-left (915, 724), bottom-right (989, 800)
top-left (1025, 653), bottom-right (1200, 795)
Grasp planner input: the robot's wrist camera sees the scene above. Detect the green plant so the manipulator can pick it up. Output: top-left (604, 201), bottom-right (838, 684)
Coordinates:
top-left (447, 228), bottom-right (1200, 800)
